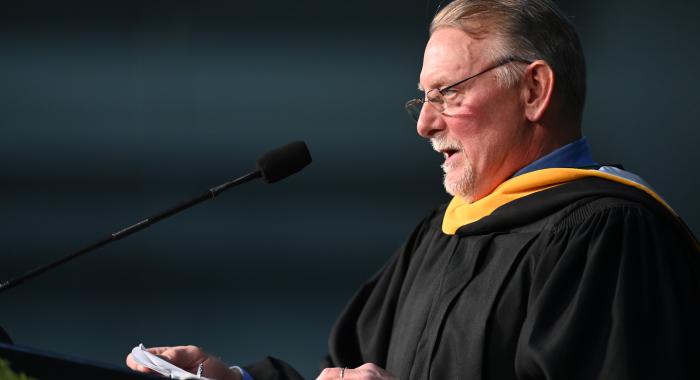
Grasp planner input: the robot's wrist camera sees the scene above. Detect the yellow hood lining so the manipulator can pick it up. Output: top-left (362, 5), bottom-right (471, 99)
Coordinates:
top-left (442, 168), bottom-right (672, 235)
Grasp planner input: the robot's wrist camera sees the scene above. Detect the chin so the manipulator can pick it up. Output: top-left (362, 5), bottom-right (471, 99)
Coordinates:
top-left (443, 164), bottom-right (475, 201)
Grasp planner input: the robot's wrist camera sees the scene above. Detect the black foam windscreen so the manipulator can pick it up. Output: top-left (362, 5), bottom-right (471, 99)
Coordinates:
top-left (256, 141), bottom-right (312, 183)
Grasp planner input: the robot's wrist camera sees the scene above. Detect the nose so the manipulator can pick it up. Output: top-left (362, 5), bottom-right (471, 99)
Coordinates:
top-left (416, 102), bottom-right (446, 139)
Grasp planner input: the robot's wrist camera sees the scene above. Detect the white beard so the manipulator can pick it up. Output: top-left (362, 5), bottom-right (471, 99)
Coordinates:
top-left (431, 136), bottom-right (476, 200)
top-left (442, 152), bottom-right (475, 200)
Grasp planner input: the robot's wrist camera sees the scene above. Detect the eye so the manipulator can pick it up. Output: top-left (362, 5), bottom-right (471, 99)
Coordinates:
top-left (441, 88), bottom-right (460, 97)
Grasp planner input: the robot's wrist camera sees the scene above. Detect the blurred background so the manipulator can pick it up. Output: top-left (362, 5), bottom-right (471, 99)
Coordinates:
top-left (1, 0), bottom-right (699, 378)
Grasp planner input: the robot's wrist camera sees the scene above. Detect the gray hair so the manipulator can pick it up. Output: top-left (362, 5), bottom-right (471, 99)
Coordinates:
top-left (431, 0), bottom-right (586, 123)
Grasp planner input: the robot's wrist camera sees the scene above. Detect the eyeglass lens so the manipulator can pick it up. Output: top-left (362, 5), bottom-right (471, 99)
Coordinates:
top-left (405, 99), bottom-right (423, 121)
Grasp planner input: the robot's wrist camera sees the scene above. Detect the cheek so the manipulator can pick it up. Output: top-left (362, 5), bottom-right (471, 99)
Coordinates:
top-left (444, 104), bottom-right (481, 137)
top-left (447, 104), bottom-right (493, 149)
top-left (456, 88), bottom-right (524, 136)
top-left (449, 95), bottom-right (523, 168)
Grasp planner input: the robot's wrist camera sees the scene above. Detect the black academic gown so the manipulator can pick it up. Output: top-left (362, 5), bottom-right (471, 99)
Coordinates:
top-left (246, 177), bottom-right (700, 380)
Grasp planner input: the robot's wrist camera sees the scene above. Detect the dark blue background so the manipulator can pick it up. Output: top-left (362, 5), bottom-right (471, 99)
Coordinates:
top-left (1, 1), bottom-right (699, 378)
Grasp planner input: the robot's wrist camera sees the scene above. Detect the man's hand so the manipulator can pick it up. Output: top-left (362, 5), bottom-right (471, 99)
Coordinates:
top-left (125, 345), bottom-right (241, 380)
top-left (316, 363), bottom-right (398, 380)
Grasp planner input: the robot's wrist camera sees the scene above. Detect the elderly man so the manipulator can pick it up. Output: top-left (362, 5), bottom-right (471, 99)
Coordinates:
top-left (127, 0), bottom-right (700, 379)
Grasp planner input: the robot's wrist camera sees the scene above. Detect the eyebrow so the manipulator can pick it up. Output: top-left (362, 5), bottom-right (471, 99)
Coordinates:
top-left (417, 76), bottom-right (456, 93)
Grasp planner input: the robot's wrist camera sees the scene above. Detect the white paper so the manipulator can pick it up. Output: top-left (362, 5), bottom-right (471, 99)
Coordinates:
top-left (131, 344), bottom-right (211, 379)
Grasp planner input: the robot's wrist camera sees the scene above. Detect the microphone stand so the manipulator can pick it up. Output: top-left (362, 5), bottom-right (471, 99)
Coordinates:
top-left (0, 170), bottom-right (262, 294)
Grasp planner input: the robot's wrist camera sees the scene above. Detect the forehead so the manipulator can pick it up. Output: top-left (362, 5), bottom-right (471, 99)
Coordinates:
top-left (419, 27), bottom-right (489, 89)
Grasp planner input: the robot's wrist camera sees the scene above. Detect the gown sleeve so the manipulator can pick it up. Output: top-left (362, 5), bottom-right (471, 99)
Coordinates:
top-left (327, 213), bottom-right (437, 369)
top-left (245, 214), bottom-right (437, 379)
top-left (243, 356), bottom-right (304, 380)
top-left (514, 201), bottom-right (700, 380)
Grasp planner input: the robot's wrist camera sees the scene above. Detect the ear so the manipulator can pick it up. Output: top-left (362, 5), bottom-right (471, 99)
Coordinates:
top-left (521, 60), bottom-right (555, 123)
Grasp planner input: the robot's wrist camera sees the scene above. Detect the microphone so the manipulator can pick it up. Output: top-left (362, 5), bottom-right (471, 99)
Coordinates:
top-left (257, 141), bottom-right (312, 183)
top-left (0, 141), bottom-right (312, 294)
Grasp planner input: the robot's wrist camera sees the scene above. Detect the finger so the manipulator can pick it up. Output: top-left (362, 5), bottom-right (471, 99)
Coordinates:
top-left (143, 346), bottom-right (183, 362)
top-left (147, 346), bottom-right (182, 362)
top-left (351, 363), bottom-right (398, 380)
top-left (317, 367), bottom-right (366, 380)
top-left (135, 364), bottom-right (156, 373)
top-left (337, 368), bottom-right (361, 379)
top-left (145, 346), bottom-right (172, 355)
top-left (356, 362), bottom-right (383, 374)
top-left (125, 353), bottom-right (156, 373)
top-left (316, 367), bottom-right (345, 380)
top-left (134, 345), bottom-right (201, 370)
top-left (158, 345), bottom-right (205, 368)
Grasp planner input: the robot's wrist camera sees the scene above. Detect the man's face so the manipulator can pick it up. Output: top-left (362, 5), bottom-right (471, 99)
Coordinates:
top-left (417, 27), bottom-right (532, 202)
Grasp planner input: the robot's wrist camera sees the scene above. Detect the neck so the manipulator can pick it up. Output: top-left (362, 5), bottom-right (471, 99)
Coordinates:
top-left (526, 106), bottom-right (582, 160)
top-left (463, 121), bottom-right (581, 203)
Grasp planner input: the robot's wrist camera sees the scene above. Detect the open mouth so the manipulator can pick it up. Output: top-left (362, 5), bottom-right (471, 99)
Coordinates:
top-left (431, 137), bottom-right (462, 165)
top-left (442, 148), bottom-right (460, 160)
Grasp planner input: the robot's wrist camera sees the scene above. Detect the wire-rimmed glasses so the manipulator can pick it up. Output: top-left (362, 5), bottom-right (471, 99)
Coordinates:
top-left (405, 57), bottom-right (532, 121)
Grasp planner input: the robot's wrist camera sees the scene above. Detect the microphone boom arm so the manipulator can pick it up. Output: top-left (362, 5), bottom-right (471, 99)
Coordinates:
top-left (0, 170), bottom-right (263, 293)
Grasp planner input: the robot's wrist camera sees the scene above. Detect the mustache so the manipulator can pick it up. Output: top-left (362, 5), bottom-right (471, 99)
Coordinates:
top-left (430, 135), bottom-right (462, 152)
